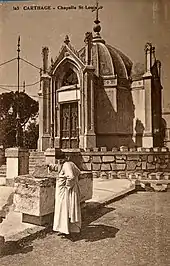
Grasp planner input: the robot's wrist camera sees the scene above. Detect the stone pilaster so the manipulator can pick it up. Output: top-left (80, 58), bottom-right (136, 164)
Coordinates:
top-left (38, 47), bottom-right (51, 151)
top-left (5, 148), bottom-right (29, 186)
top-left (44, 148), bottom-right (55, 165)
top-left (143, 43), bottom-right (154, 147)
top-left (83, 65), bottom-right (96, 149)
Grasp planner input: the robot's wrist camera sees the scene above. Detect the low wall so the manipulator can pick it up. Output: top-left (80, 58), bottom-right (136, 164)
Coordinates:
top-left (64, 147), bottom-right (170, 180)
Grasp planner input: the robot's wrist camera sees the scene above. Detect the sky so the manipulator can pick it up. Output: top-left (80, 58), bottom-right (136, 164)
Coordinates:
top-left (0, 0), bottom-right (170, 110)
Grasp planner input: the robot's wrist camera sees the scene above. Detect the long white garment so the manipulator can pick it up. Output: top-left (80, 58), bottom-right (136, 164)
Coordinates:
top-left (53, 161), bottom-right (81, 234)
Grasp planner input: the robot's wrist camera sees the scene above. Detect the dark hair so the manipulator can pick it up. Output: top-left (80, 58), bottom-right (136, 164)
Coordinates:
top-left (55, 149), bottom-right (66, 159)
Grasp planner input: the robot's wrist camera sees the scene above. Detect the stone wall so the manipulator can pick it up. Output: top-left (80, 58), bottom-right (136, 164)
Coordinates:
top-left (70, 147), bottom-right (170, 179)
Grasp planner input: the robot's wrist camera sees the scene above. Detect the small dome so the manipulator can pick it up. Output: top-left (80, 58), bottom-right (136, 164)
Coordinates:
top-left (79, 41), bottom-right (132, 79)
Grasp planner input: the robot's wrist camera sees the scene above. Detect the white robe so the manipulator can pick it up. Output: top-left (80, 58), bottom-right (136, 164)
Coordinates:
top-left (53, 161), bottom-right (81, 234)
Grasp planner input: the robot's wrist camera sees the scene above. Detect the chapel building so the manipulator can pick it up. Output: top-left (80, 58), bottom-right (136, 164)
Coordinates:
top-left (38, 11), bottom-right (163, 151)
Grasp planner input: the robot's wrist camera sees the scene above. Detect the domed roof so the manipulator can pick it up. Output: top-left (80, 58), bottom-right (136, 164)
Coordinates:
top-left (79, 41), bottom-right (132, 79)
top-left (78, 8), bottom-right (132, 80)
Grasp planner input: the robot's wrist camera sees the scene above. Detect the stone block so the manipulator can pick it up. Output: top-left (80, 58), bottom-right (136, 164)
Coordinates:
top-left (14, 178), bottom-right (56, 216)
top-left (79, 172), bottom-right (93, 202)
top-left (156, 163), bottom-right (161, 169)
top-left (111, 163), bottom-right (126, 171)
top-left (82, 163), bottom-right (91, 171)
top-left (93, 148), bottom-right (99, 152)
top-left (115, 155), bottom-right (126, 161)
top-left (128, 172), bottom-right (137, 180)
top-left (165, 158), bottom-right (170, 163)
top-left (5, 147), bottom-right (29, 181)
top-left (111, 163), bottom-right (117, 170)
top-left (161, 147), bottom-right (169, 152)
top-left (85, 148), bottom-right (91, 152)
top-left (119, 146), bottom-right (128, 152)
top-left (140, 155), bottom-right (147, 161)
top-left (166, 184), bottom-right (170, 191)
top-left (155, 172), bottom-right (164, 180)
top-left (108, 171), bottom-right (118, 179)
top-left (145, 148), bottom-right (151, 152)
top-left (92, 171), bottom-right (99, 178)
top-left (112, 147), bottom-right (118, 152)
top-left (82, 155), bottom-right (90, 163)
top-left (148, 173), bottom-right (157, 180)
top-left (100, 147), bottom-right (107, 152)
top-left (142, 162), bottom-right (147, 170)
top-left (14, 171), bottom-right (93, 225)
top-left (22, 213), bottom-right (54, 226)
top-left (137, 147), bottom-right (144, 152)
top-left (159, 164), bottom-right (167, 170)
top-left (136, 166), bottom-right (142, 170)
top-left (101, 163), bottom-right (111, 171)
top-left (92, 156), bottom-right (102, 163)
top-left (147, 155), bottom-right (154, 163)
top-left (117, 171), bottom-right (126, 179)
top-left (117, 164), bottom-right (126, 171)
top-left (44, 148), bottom-right (55, 165)
top-left (163, 173), bottom-right (170, 180)
top-left (142, 172), bottom-right (149, 180)
top-left (153, 147), bottom-right (160, 152)
top-left (147, 163), bottom-right (156, 170)
top-left (136, 161), bottom-right (142, 167)
top-left (92, 163), bottom-right (101, 171)
top-left (100, 171), bottom-right (109, 179)
top-left (115, 159), bottom-right (126, 164)
top-left (127, 155), bottom-right (140, 161)
top-left (102, 155), bottom-right (115, 163)
top-left (129, 147), bottom-right (137, 152)
top-left (135, 172), bottom-right (143, 180)
top-left (127, 161), bottom-right (137, 170)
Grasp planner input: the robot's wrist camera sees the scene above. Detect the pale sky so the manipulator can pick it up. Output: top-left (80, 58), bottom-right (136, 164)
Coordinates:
top-left (0, 0), bottom-right (169, 110)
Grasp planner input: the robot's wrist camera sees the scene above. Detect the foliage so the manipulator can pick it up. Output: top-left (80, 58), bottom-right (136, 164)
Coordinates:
top-left (24, 119), bottom-right (39, 149)
top-left (0, 91), bottom-right (39, 148)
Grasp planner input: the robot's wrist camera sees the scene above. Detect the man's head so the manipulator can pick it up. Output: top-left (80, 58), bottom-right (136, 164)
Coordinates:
top-left (55, 149), bottom-right (66, 164)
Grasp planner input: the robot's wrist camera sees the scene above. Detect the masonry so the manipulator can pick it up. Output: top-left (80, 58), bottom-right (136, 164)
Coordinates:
top-left (71, 146), bottom-right (170, 180)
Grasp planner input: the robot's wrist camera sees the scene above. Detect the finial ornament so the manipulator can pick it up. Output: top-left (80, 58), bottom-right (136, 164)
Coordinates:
top-left (64, 35), bottom-right (70, 45)
top-left (92, 0), bottom-right (103, 35)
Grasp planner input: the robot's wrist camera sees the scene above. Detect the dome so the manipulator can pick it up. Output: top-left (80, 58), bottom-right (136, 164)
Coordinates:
top-left (79, 41), bottom-right (132, 79)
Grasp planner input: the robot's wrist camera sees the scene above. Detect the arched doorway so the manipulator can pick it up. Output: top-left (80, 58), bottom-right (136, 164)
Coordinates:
top-left (56, 67), bottom-right (80, 149)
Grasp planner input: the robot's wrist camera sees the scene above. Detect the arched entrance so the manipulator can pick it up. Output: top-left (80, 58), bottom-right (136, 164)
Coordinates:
top-left (55, 65), bottom-right (81, 149)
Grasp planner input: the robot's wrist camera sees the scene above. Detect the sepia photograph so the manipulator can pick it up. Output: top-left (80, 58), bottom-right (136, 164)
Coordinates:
top-left (0, 0), bottom-right (170, 265)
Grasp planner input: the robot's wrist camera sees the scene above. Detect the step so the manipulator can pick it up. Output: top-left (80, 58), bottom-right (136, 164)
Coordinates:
top-left (0, 177), bottom-right (6, 185)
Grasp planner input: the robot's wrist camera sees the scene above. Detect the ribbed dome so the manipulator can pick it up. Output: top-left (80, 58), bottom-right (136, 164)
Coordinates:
top-left (79, 41), bottom-right (132, 79)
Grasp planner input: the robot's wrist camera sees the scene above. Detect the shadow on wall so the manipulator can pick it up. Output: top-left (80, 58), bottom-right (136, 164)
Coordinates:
top-left (135, 119), bottom-right (145, 147)
top-left (95, 77), bottom-right (135, 149)
top-left (161, 118), bottom-right (167, 144)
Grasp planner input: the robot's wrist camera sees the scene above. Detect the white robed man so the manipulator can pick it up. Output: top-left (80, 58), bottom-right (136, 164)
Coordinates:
top-left (51, 150), bottom-right (82, 238)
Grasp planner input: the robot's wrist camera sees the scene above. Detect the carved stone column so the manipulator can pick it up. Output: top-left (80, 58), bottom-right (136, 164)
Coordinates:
top-left (38, 47), bottom-right (51, 151)
top-left (83, 65), bottom-right (96, 149)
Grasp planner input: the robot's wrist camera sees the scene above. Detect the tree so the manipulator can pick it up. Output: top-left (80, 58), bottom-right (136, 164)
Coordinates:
top-left (24, 118), bottom-right (39, 149)
top-left (0, 91), bottom-right (39, 148)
